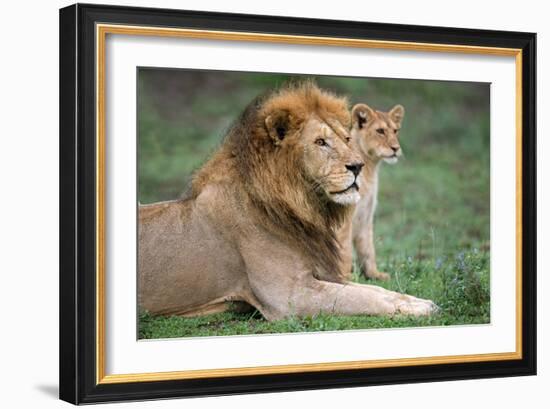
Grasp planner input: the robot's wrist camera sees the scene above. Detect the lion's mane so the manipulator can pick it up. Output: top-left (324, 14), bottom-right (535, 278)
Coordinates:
top-left (190, 81), bottom-right (352, 278)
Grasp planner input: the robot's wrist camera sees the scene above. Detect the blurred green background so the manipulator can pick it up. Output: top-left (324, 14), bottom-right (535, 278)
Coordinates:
top-left (138, 69), bottom-right (490, 338)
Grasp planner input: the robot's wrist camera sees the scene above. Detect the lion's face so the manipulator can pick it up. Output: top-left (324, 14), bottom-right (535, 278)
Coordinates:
top-left (299, 117), bottom-right (364, 205)
top-left (351, 104), bottom-right (405, 165)
top-left (264, 113), bottom-right (363, 206)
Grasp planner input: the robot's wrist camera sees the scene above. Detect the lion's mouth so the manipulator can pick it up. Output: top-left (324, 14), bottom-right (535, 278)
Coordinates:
top-left (331, 182), bottom-right (358, 195)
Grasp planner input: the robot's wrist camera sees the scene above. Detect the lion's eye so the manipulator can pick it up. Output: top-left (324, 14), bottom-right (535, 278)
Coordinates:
top-left (376, 128), bottom-right (385, 135)
top-left (345, 137), bottom-right (351, 143)
top-left (315, 138), bottom-right (327, 146)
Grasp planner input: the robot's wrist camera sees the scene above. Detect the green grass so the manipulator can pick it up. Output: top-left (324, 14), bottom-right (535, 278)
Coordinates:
top-left (137, 69), bottom-right (490, 339)
top-left (139, 250), bottom-right (489, 339)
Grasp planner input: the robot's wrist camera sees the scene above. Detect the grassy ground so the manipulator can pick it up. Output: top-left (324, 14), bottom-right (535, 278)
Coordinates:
top-left (137, 70), bottom-right (490, 339)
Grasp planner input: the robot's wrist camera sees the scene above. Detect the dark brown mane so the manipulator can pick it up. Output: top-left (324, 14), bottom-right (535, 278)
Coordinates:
top-left (192, 81), bottom-right (352, 277)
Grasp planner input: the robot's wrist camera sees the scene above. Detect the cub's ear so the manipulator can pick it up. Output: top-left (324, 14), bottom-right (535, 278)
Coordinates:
top-left (265, 110), bottom-right (292, 145)
top-left (351, 103), bottom-right (376, 129)
top-left (389, 104), bottom-right (405, 126)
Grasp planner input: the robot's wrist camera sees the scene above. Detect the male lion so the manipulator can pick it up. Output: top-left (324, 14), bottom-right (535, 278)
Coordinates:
top-left (138, 83), bottom-right (436, 321)
top-left (350, 103), bottom-right (405, 281)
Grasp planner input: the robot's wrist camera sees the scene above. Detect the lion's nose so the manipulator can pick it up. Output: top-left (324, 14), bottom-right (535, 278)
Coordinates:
top-left (345, 162), bottom-right (364, 176)
top-left (390, 145), bottom-right (400, 153)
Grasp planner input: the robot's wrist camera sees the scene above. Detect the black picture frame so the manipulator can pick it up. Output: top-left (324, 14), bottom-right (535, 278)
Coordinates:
top-left (59, 3), bottom-right (536, 404)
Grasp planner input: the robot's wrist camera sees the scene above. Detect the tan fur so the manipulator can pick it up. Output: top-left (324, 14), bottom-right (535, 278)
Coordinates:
top-left (138, 83), bottom-right (436, 321)
top-left (350, 103), bottom-right (405, 280)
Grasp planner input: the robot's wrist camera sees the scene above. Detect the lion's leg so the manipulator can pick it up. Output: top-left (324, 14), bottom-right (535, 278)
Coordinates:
top-left (174, 300), bottom-right (255, 317)
top-left (241, 255), bottom-right (400, 321)
top-left (254, 277), bottom-right (437, 321)
top-left (352, 192), bottom-right (390, 281)
top-left (242, 240), bottom-right (436, 321)
top-left (288, 279), bottom-right (436, 319)
top-left (353, 225), bottom-right (389, 281)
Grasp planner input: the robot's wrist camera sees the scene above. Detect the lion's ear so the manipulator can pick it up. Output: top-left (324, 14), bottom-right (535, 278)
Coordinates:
top-left (351, 103), bottom-right (375, 129)
top-left (389, 104), bottom-right (405, 127)
top-left (265, 111), bottom-right (291, 145)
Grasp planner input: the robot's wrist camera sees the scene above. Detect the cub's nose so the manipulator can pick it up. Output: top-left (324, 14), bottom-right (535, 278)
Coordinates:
top-left (345, 162), bottom-right (364, 176)
top-left (390, 145), bottom-right (400, 153)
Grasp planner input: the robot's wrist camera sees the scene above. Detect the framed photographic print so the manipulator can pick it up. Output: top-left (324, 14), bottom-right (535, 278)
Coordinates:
top-left (59, 3), bottom-right (536, 404)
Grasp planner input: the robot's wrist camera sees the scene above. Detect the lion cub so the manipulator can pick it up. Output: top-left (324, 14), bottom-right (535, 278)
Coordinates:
top-left (350, 103), bottom-right (405, 281)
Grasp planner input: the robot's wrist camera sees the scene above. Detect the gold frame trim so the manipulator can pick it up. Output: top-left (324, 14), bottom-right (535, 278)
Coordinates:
top-left (95, 23), bottom-right (523, 385)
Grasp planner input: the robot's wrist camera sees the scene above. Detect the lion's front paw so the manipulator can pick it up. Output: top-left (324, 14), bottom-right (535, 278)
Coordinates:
top-left (395, 297), bottom-right (439, 317)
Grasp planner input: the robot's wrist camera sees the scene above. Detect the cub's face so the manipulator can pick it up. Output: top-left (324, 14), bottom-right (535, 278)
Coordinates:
top-left (351, 104), bottom-right (405, 165)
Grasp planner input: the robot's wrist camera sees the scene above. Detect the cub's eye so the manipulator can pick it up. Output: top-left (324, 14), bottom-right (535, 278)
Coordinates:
top-left (376, 128), bottom-right (385, 135)
top-left (315, 138), bottom-right (327, 146)
top-left (345, 137), bottom-right (351, 143)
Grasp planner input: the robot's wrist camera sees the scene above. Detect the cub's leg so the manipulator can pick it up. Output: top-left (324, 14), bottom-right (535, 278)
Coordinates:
top-left (352, 196), bottom-right (390, 281)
